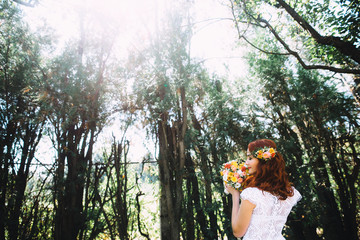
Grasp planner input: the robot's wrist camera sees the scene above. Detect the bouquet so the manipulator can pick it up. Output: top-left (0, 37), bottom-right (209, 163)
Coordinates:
top-left (220, 160), bottom-right (249, 194)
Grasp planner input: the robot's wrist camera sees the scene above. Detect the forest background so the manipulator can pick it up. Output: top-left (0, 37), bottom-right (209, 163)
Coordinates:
top-left (1, 0), bottom-right (359, 239)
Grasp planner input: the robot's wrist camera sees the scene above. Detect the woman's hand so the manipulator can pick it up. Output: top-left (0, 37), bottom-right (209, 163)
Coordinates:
top-left (225, 184), bottom-right (240, 196)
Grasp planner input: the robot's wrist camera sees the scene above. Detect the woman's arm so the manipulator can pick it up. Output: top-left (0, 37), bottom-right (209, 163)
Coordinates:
top-left (227, 186), bottom-right (256, 238)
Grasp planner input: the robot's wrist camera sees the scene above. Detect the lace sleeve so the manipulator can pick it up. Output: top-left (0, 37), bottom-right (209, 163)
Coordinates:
top-left (291, 188), bottom-right (302, 206)
top-left (240, 187), bottom-right (260, 206)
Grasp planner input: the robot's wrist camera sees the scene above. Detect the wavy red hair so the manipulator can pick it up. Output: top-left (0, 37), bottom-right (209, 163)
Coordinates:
top-left (245, 139), bottom-right (294, 200)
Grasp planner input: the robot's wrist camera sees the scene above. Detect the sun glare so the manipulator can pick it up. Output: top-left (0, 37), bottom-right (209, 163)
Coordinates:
top-left (23, 0), bottom-right (243, 72)
top-left (21, 0), bottom-right (246, 164)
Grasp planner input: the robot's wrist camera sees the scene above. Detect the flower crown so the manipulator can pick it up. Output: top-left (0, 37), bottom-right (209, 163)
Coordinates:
top-left (251, 146), bottom-right (277, 161)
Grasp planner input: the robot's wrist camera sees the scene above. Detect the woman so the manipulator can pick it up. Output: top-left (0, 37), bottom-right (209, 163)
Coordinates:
top-left (226, 139), bottom-right (301, 239)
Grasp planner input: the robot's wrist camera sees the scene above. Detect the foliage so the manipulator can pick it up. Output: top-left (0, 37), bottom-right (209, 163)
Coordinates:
top-left (1, 0), bottom-right (359, 240)
top-left (229, 0), bottom-right (360, 75)
top-left (35, 5), bottom-right (117, 237)
top-left (247, 45), bottom-right (360, 239)
top-left (0, 1), bottom-right (51, 239)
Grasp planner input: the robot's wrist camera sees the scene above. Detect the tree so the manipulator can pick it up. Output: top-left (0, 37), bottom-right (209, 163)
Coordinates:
top-left (107, 137), bottom-right (133, 240)
top-left (229, 0), bottom-right (360, 101)
top-left (247, 47), bottom-right (360, 239)
top-left (125, 2), bottom-right (207, 238)
top-left (40, 12), bottom-right (115, 238)
top-left (187, 74), bottom-right (256, 239)
top-left (0, 1), bottom-right (50, 239)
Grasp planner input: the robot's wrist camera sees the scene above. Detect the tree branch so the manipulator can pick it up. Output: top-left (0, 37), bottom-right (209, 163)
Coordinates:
top-left (242, 35), bottom-right (292, 56)
top-left (135, 192), bottom-right (150, 240)
top-left (12, 0), bottom-right (38, 7)
top-left (233, 0), bottom-right (360, 74)
top-left (257, 17), bottom-right (360, 74)
top-left (276, 0), bottom-right (360, 64)
top-left (230, 0), bottom-right (290, 56)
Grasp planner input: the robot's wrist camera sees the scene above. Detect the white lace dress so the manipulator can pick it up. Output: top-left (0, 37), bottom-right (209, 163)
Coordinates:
top-left (240, 187), bottom-right (301, 240)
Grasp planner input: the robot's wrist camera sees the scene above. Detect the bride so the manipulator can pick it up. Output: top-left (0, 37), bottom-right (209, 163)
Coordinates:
top-left (226, 139), bottom-right (301, 240)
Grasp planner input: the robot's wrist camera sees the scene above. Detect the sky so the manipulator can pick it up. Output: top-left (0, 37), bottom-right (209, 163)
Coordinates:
top-left (22, 0), bottom-right (246, 76)
top-left (20, 0), bottom-right (248, 164)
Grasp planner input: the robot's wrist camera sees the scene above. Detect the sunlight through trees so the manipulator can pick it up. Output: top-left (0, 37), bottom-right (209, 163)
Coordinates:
top-left (1, 0), bottom-right (359, 239)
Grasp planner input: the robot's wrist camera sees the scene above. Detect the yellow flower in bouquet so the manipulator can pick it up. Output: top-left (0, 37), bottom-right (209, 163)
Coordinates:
top-left (220, 160), bottom-right (249, 194)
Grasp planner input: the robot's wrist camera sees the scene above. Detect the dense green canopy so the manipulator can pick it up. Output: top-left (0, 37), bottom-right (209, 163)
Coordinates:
top-left (1, 0), bottom-right (359, 239)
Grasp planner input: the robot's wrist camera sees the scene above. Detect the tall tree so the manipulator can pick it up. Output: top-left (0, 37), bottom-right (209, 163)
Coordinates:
top-left (187, 75), bottom-right (255, 239)
top-left (247, 47), bottom-right (360, 239)
top-left (0, 1), bottom-right (49, 239)
top-left (125, 2), bottom-right (206, 238)
top-left (40, 12), bottom-right (115, 238)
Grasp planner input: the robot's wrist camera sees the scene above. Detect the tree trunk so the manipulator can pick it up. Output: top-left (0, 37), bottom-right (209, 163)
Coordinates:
top-left (8, 122), bottom-right (41, 240)
top-left (113, 140), bottom-right (130, 240)
top-left (0, 117), bottom-right (18, 240)
top-left (54, 125), bottom-right (95, 240)
top-left (185, 167), bottom-right (195, 240)
top-left (189, 106), bottom-right (218, 238)
top-left (54, 131), bottom-right (66, 240)
top-left (185, 153), bottom-right (210, 239)
top-left (158, 117), bottom-right (178, 240)
top-left (312, 113), bottom-right (359, 240)
top-left (158, 86), bottom-right (188, 239)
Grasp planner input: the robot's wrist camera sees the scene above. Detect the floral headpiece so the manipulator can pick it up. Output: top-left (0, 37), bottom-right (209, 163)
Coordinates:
top-left (251, 146), bottom-right (277, 161)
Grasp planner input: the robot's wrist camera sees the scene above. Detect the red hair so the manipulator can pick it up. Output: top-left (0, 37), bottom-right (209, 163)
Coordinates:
top-left (246, 139), bottom-right (294, 200)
